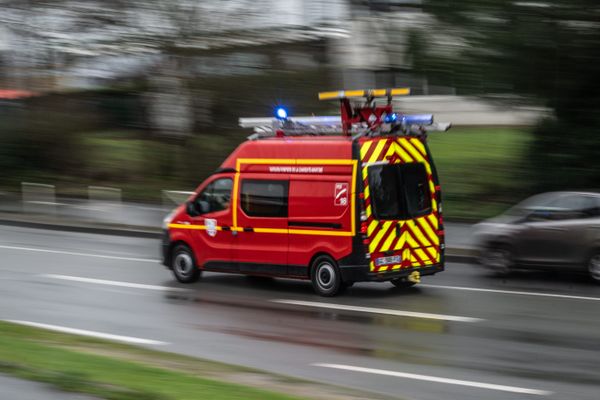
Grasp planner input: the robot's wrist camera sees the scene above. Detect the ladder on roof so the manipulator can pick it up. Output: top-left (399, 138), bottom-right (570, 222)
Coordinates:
top-left (239, 88), bottom-right (451, 140)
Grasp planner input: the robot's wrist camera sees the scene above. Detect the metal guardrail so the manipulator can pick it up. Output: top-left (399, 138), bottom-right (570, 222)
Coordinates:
top-left (14, 183), bottom-right (196, 225)
top-left (162, 190), bottom-right (195, 209)
top-left (22, 182), bottom-right (60, 214)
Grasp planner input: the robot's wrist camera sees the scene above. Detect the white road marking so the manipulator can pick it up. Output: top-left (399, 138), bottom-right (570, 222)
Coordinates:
top-left (3, 244), bottom-right (598, 303)
top-left (41, 274), bottom-right (188, 292)
top-left (0, 244), bottom-right (158, 263)
top-left (24, 201), bottom-right (68, 206)
top-left (313, 363), bottom-right (552, 396)
top-left (272, 300), bottom-right (483, 322)
top-left (4, 320), bottom-right (168, 345)
top-left (420, 283), bottom-right (600, 302)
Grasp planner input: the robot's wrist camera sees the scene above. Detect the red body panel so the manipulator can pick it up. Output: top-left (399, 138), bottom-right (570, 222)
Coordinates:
top-left (221, 137), bottom-right (353, 169)
top-left (169, 174), bottom-right (235, 267)
top-left (168, 138), bottom-right (357, 273)
top-left (235, 172), bottom-right (289, 267)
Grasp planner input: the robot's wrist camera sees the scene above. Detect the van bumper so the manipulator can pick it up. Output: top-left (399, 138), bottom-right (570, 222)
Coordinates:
top-left (339, 263), bottom-right (444, 283)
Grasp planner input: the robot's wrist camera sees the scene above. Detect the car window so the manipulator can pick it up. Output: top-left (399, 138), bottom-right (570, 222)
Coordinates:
top-left (195, 178), bottom-right (232, 214)
top-left (505, 193), bottom-right (559, 218)
top-left (546, 194), bottom-right (597, 220)
top-left (593, 197), bottom-right (600, 217)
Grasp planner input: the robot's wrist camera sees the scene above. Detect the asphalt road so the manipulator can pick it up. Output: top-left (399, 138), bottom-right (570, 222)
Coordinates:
top-left (0, 225), bottom-right (599, 400)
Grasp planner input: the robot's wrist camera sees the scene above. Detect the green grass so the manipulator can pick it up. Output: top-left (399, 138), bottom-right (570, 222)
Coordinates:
top-left (0, 321), bottom-right (306, 400)
top-left (428, 126), bottom-right (533, 221)
top-left (1, 126), bottom-right (534, 221)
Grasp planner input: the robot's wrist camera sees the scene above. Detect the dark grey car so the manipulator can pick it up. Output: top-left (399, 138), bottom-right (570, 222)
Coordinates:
top-left (473, 191), bottom-right (600, 281)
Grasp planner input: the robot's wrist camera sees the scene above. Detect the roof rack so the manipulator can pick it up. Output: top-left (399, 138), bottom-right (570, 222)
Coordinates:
top-left (239, 88), bottom-right (451, 140)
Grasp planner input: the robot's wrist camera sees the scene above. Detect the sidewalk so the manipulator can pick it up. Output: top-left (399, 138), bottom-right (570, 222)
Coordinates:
top-left (0, 374), bottom-right (100, 400)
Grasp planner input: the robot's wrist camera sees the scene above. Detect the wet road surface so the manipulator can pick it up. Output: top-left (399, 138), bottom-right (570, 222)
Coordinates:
top-left (0, 225), bottom-right (599, 400)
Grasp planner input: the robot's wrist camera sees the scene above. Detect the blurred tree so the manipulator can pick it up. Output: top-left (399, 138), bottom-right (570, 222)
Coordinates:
top-left (420, 0), bottom-right (600, 190)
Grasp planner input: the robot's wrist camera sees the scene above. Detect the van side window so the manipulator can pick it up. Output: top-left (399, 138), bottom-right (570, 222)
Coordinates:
top-left (195, 178), bottom-right (232, 214)
top-left (368, 163), bottom-right (431, 220)
top-left (241, 180), bottom-right (288, 218)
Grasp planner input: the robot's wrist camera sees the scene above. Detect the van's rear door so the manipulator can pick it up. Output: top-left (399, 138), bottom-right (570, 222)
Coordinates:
top-left (360, 136), bottom-right (441, 273)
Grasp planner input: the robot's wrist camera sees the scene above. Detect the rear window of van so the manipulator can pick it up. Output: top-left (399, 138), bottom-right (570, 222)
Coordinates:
top-left (368, 163), bottom-right (431, 220)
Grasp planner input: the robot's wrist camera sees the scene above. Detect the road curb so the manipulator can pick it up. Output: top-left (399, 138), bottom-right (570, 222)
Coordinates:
top-left (445, 252), bottom-right (477, 264)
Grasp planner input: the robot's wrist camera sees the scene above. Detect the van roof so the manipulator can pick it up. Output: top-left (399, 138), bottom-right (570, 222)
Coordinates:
top-left (220, 136), bottom-right (356, 170)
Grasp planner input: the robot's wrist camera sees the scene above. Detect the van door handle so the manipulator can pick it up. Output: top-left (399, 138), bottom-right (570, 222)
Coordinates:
top-left (243, 227), bottom-right (254, 232)
top-left (221, 226), bottom-right (231, 231)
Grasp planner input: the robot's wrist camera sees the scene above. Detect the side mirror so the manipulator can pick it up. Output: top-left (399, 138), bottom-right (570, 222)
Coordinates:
top-left (186, 201), bottom-right (199, 217)
top-left (186, 200), bottom-right (210, 216)
top-left (198, 200), bottom-right (210, 214)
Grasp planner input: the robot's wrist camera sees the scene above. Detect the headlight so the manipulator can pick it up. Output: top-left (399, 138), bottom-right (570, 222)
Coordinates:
top-left (162, 210), bottom-right (176, 230)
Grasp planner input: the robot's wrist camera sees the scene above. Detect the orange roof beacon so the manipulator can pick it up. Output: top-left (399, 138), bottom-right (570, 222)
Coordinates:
top-left (162, 88), bottom-right (451, 296)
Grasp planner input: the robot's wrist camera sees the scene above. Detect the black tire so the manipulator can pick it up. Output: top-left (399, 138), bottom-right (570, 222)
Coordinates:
top-left (390, 277), bottom-right (416, 289)
top-left (171, 244), bottom-right (200, 283)
top-left (481, 244), bottom-right (513, 276)
top-left (311, 255), bottom-right (344, 297)
top-left (587, 250), bottom-right (600, 283)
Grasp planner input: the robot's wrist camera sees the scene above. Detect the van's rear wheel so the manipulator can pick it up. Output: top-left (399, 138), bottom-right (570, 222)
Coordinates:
top-left (311, 255), bottom-right (344, 297)
top-left (171, 244), bottom-right (200, 283)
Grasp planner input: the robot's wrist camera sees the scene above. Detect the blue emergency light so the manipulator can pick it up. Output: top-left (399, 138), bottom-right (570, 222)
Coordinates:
top-left (402, 114), bottom-right (433, 125)
top-left (275, 107), bottom-right (288, 120)
top-left (384, 113), bottom-right (398, 123)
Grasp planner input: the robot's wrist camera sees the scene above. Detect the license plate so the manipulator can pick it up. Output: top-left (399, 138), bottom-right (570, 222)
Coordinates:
top-left (375, 255), bottom-right (401, 267)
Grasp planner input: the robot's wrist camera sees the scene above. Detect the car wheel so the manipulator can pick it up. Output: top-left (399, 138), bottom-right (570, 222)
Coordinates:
top-left (390, 277), bottom-right (416, 288)
top-left (171, 244), bottom-right (200, 283)
top-left (588, 251), bottom-right (600, 283)
top-left (311, 255), bottom-right (344, 297)
top-left (483, 245), bottom-right (513, 275)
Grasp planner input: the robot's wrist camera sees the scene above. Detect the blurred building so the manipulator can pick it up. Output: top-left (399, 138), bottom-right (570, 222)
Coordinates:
top-left (0, 0), bottom-right (472, 136)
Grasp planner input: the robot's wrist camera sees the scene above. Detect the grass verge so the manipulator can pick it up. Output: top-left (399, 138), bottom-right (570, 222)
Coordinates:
top-left (0, 321), bottom-right (387, 400)
top-left (429, 126), bottom-right (533, 221)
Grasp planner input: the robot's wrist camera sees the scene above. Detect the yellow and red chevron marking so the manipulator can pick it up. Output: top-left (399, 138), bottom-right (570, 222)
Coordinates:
top-left (360, 137), bottom-right (441, 272)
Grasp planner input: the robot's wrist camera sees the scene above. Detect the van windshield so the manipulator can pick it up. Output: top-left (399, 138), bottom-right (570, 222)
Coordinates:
top-left (368, 163), bottom-right (432, 220)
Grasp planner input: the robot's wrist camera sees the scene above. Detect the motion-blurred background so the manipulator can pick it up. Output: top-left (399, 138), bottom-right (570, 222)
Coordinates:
top-left (0, 0), bottom-right (598, 222)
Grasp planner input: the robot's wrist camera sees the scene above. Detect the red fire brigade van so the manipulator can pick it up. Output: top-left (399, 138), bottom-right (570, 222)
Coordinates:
top-left (162, 88), bottom-right (450, 296)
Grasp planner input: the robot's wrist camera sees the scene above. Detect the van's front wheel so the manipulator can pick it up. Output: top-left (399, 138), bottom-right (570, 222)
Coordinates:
top-left (171, 244), bottom-right (200, 283)
top-left (311, 256), bottom-right (344, 297)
